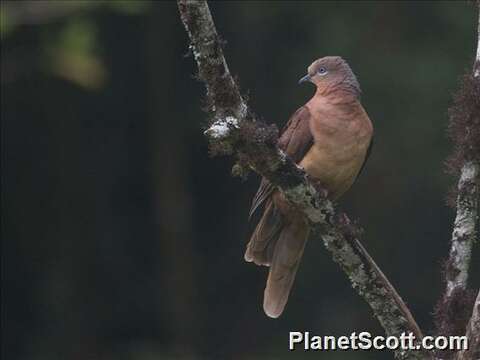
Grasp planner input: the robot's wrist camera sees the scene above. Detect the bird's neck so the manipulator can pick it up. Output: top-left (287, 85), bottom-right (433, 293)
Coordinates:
top-left (312, 85), bottom-right (359, 105)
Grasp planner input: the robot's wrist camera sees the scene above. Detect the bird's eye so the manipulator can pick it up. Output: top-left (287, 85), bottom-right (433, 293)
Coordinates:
top-left (318, 67), bottom-right (327, 75)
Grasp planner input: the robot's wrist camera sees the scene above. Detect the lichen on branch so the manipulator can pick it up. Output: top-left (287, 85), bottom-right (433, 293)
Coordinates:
top-left (435, 6), bottom-right (480, 360)
top-left (177, 1), bottom-right (426, 359)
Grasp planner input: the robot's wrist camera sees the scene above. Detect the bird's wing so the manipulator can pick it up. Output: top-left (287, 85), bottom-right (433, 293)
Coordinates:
top-left (249, 107), bottom-right (314, 219)
top-left (278, 106), bottom-right (314, 162)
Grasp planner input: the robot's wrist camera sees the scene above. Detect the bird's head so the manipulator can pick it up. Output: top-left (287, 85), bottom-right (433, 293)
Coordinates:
top-left (298, 56), bottom-right (361, 97)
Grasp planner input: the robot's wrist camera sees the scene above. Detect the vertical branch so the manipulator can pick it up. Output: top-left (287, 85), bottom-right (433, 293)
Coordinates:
top-left (445, 163), bottom-right (478, 299)
top-left (435, 1), bottom-right (480, 350)
top-left (445, 5), bottom-right (480, 298)
top-left (456, 290), bottom-right (480, 360)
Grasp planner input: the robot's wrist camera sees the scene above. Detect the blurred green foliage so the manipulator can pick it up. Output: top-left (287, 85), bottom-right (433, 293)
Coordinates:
top-left (1, 1), bottom-right (150, 87)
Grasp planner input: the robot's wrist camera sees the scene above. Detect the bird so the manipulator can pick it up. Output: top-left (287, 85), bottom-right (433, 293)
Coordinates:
top-left (245, 56), bottom-right (374, 318)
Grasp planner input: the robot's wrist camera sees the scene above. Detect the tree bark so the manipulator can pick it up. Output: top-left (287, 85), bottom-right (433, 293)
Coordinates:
top-left (435, 7), bottom-right (480, 357)
top-left (456, 290), bottom-right (480, 360)
top-left (177, 1), bottom-right (427, 359)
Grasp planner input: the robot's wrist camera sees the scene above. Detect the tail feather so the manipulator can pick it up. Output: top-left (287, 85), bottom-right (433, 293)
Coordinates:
top-left (245, 200), bottom-right (282, 266)
top-left (263, 217), bottom-right (309, 318)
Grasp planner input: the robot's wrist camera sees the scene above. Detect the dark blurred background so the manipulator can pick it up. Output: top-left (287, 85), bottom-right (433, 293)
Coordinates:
top-left (2, 1), bottom-right (479, 359)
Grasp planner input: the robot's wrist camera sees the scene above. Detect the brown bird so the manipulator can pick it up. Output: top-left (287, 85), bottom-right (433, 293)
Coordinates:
top-left (245, 56), bottom-right (373, 318)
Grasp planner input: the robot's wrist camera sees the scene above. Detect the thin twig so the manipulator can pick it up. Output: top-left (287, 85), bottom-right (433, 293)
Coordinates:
top-left (177, 1), bottom-right (427, 359)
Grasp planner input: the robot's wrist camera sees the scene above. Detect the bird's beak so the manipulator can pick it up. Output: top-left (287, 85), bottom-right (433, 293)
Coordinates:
top-left (298, 74), bottom-right (311, 85)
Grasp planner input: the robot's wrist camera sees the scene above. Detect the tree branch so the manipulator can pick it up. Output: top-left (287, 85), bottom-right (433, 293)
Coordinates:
top-left (177, 1), bottom-right (426, 358)
top-left (456, 289), bottom-right (480, 360)
top-left (435, 5), bottom-right (480, 350)
top-left (446, 162), bottom-right (479, 298)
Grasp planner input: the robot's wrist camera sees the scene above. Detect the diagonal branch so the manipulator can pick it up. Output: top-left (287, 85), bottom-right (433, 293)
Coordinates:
top-left (177, 1), bottom-right (426, 359)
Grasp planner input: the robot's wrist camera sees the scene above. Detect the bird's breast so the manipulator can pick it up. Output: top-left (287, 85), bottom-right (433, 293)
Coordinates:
top-left (300, 102), bottom-right (373, 199)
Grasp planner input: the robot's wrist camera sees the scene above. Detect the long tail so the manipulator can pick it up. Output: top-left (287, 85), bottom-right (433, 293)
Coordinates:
top-left (245, 200), bottom-right (282, 266)
top-left (263, 216), bottom-right (309, 318)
